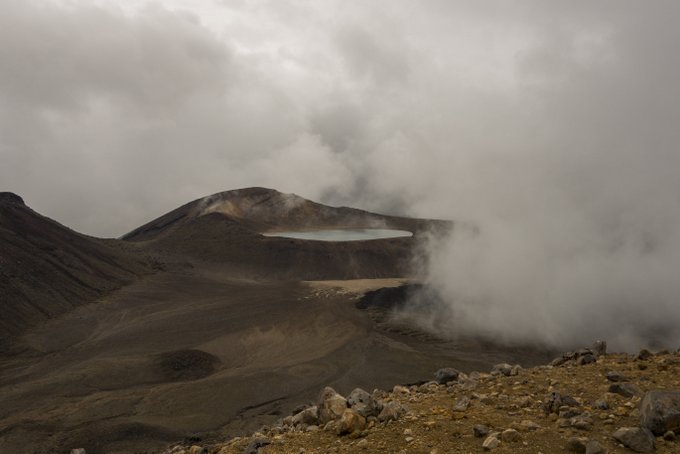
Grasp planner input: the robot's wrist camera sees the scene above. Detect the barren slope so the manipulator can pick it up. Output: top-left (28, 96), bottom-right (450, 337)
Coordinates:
top-left (0, 192), bottom-right (150, 353)
top-left (122, 187), bottom-right (447, 280)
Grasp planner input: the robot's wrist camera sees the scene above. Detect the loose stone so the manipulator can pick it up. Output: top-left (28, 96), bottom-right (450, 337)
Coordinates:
top-left (473, 424), bottom-right (490, 438)
top-left (585, 440), bottom-right (606, 454)
top-left (482, 435), bottom-right (500, 450)
top-left (452, 396), bottom-right (470, 412)
top-left (565, 436), bottom-right (588, 453)
top-left (500, 428), bottom-right (520, 442)
top-left (243, 438), bottom-right (271, 454)
top-left (612, 426), bottom-right (655, 453)
top-left (608, 383), bottom-right (639, 398)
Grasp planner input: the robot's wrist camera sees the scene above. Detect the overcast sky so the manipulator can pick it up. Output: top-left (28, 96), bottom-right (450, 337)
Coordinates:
top-left (6, 0), bottom-right (672, 237)
top-left (3, 1), bottom-right (680, 348)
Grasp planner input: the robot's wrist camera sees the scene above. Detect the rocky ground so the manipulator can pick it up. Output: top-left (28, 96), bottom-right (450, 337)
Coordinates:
top-left (161, 343), bottom-right (680, 454)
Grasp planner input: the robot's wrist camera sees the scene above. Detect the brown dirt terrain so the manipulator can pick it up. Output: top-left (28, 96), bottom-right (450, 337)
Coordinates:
top-left (0, 272), bottom-right (554, 453)
top-left (0, 188), bottom-right (552, 453)
top-left (206, 351), bottom-right (680, 454)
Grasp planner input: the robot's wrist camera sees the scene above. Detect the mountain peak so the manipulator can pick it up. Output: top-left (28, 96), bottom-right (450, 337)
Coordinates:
top-left (0, 192), bottom-right (25, 206)
top-left (197, 188), bottom-right (306, 219)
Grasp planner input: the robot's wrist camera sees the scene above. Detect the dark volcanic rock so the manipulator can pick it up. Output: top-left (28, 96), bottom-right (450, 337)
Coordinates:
top-left (566, 436), bottom-right (588, 452)
top-left (434, 367), bottom-right (460, 384)
top-left (592, 340), bottom-right (607, 357)
top-left (543, 392), bottom-right (579, 414)
top-left (640, 390), bottom-right (680, 435)
top-left (543, 392), bottom-right (563, 414)
top-left (609, 383), bottom-right (640, 398)
top-left (491, 363), bottom-right (513, 376)
top-left (347, 388), bottom-right (379, 418)
top-left (605, 371), bottom-right (629, 382)
top-left (552, 345), bottom-right (602, 367)
top-left (551, 353), bottom-right (575, 367)
top-left (636, 349), bottom-right (653, 361)
top-left (243, 437), bottom-right (271, 454)
top-left (292, 406), bottom-right (319, 426)
top-left (612, 427), bottom-right (655, 452)
top-left (594, 399), bottom-right (609, 410)
top-left (562, 395), bottom-right (581, 407)
top-left (585, 440), bottom-right (606, 454)
top-left (570, 414), bottom-right (594, 431)
top-left (473, 425), bottom-right (490, 438)
top-left (576, 354), bottom-right (596, 366)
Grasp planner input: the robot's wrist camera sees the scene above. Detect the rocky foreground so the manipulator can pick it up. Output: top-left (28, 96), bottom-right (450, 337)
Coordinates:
top-left (151, 344), bottom-right (679, 453)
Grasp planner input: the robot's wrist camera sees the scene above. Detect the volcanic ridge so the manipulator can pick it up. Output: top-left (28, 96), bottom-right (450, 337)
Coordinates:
top-left (0, 188), bottom-right (552, 453)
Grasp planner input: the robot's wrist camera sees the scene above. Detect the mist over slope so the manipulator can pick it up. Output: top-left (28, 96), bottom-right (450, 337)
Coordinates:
top-left (1, 1), bottom-right (679, 351)
top-left (413, 129), bottom-right (680, 351)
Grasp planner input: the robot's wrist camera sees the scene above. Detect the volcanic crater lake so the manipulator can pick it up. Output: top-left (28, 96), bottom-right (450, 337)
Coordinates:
top-left (262, 228), bottom-right (413, 242)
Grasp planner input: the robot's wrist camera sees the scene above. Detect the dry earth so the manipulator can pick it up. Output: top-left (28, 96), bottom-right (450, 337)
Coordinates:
top-left (182, 349), bottom-right (680, 454)
top-left (0, 272), bottom-right (554, 453)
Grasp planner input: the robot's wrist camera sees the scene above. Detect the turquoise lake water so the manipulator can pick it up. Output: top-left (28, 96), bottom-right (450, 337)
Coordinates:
top-left (262, 228), bottom-right (413, 242)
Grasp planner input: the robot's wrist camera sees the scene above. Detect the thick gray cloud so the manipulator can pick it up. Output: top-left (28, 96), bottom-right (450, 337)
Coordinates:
top-left (2, 0), bottom-right (680, 350)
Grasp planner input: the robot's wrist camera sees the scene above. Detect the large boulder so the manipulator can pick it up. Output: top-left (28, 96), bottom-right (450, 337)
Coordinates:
top-left (592, 340), bottom-right (607, 357)
top-left (317, 387), bottom-right (348, 423)
top-left (434, 367), bottom-right (460, 384)
top-left (336, 408), bottom-right (366, 435)
top-left (576, 353), bottom-right (596, 366)
top-left (640, 390), bottom-right (680, 435)
top-left (347, 388), bottom-right (379, 417)
top-left (612, 427), bottom-right (655, 453)
top-left (491, 363), bottom-right (513, 376)
top-left (291, 405), bottom-right (319, 426)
